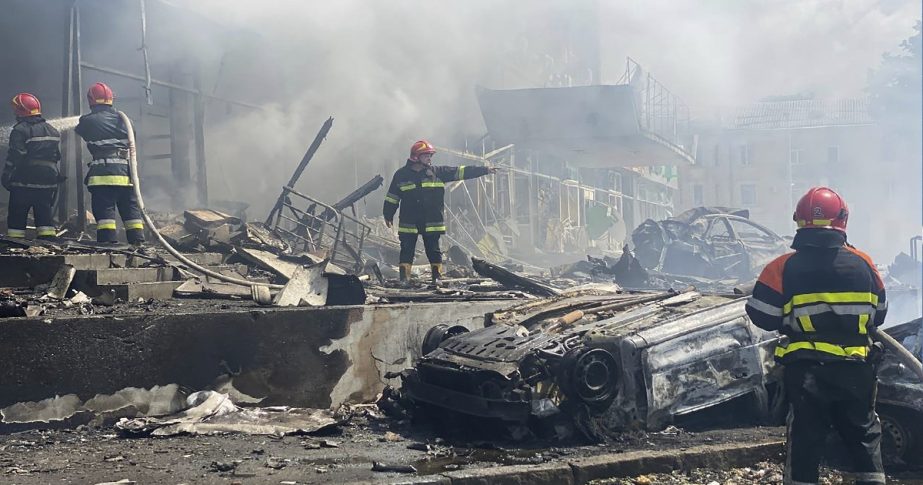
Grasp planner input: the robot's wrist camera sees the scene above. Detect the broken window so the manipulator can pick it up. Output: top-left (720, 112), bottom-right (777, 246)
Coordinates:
top-left (790, 148), bottom-right (803, 166)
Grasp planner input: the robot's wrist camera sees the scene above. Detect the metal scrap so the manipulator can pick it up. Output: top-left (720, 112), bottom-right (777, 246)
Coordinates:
top-left (471, 257), bottom-right (560, 297)
top-left (272, 262), bottom-right (329, 307)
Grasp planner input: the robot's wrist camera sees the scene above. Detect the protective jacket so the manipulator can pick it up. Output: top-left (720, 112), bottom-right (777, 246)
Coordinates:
top-left (75, 105), bottom-right (132, 187)
top-left (746, 229), bottom-right (887, 364)
top-left (383, 161), bottom-right (488, 234)
top-left (3, 116), bottom-right (61, 189)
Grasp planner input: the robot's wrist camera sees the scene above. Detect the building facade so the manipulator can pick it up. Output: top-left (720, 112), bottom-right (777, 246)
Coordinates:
top-left (677, 97), bottom-right (909, 261)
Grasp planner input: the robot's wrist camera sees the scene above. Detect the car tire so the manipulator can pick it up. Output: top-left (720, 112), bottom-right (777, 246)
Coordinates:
top-left (878, 405), bottom-right (923, 466)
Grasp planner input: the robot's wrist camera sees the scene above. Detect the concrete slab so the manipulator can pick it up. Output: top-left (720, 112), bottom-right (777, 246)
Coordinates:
top-left (174, 279), bottom-right (252, 299)
top-left (84, 267), bottom-right (176, 285)
top-left (102, 281), bottom-right (184, 301)
top-left (161, 252), bottom-right (224, 266)
top-left (0, 254), bottom-right (113, 287)
top-left (236, 247), bottom-right (300, 279)
top-left (0, 300), bottom-right (513, 410)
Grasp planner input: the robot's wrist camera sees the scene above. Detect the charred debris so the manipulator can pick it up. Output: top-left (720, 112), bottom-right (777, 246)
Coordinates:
top-left (391, 288), bottom-right (923, 464)
top-left (0, 119), bottom-right (920, 468)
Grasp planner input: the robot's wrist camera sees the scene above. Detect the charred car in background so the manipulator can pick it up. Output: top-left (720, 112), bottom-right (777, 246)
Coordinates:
top-left (399, 290), bottom-right (923, 464)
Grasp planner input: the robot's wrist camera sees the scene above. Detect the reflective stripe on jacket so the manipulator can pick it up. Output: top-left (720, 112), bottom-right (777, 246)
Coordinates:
top-left (3, 116), bottom-right (61, 189)
top-left (745, 229), bottom-right (887, 364)
top-left (75, 106), bottom-right (133, 187)
top-left (383, 160), bottom-right (489, 234)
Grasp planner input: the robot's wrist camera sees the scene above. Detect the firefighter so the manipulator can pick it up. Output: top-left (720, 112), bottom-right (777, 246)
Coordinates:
top-left (383, 140), bottom-right (495, 282)
top-left (746, 187), bottom-right (887, 485)
top-left (3, 93), bottom-right (61, 240)
top-left (74, 82), bottom-right (145, 245)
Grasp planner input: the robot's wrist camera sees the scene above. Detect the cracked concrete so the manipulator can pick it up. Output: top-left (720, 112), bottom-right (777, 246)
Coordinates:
top-left (0, 301), bottom-right (510, 422)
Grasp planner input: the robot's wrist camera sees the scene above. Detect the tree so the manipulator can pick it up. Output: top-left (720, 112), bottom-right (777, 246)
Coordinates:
top-left (867, 20), bottom-right (922, 137)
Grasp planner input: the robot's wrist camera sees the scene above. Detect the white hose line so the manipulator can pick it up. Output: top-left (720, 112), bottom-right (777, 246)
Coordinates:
top-left (870, 326), bottom-right (923, 382)
top-left (119, 111), bottom-right (283, 290)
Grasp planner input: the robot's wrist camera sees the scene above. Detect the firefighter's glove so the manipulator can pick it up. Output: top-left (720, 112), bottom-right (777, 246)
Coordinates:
top-left (868, 341), bottom-right (886, 367)
top-left (1, 173), bottom-right (11, 191)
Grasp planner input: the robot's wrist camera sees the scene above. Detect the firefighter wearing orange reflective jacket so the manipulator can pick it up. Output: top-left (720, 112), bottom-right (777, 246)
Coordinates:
top-left (3, 93), bottom-right (62, 239)
top-left (74, 83), bottom-right (145, 245)
top-left (383, 140), bottom-right (495, 282)
top-left (746, 187), bottom-right (886, 485)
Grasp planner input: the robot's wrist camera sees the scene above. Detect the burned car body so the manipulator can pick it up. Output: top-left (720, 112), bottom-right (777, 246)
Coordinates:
top-left (632, 208), bottom-right (788, 281)
top-left (875, 318), bottom-right (923, 464)
top-left (400, 289), bottom-right (782, 438)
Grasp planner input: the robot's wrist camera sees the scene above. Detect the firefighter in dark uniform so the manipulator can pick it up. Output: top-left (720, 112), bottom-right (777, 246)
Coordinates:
top-left (383, 140), bottom-right (494, 282)
top-left (746, 187), bottom-right (887, 485)
top-left (74, 82), bottom-right (145, 245)
top-left (3, 93), bottom-right (61, 239)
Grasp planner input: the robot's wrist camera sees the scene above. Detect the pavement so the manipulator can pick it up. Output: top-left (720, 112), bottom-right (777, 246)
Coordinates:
top-left (0, 408), bottom-right (791, 485)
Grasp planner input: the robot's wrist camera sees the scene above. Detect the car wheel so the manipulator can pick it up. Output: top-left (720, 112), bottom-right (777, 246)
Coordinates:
top-left (879, 405), bottom-right (922, 466)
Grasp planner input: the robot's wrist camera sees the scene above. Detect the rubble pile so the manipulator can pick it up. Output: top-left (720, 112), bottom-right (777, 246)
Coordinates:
top-left (0, 206), bottom-right (549, 315)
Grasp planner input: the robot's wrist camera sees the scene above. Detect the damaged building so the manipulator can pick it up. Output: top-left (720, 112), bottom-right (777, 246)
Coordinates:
top-left (0, 1), bottom-right (921, 484)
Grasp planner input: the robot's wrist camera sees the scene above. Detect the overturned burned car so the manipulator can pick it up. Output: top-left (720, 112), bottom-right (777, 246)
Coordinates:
top-left (400, 288), bottom-right (783, 440)
top-left (631, 207), bottom-right (788, 281)
top-left (399, 289), bottom-right (923, 463)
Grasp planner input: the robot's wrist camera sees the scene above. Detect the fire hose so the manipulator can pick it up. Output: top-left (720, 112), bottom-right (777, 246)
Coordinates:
top-left (119, 111), bottom-right (283, 290)
top-left (735, 283), bottom-right (923, 381)
top-left (870, 326), bottom-right (923, 381)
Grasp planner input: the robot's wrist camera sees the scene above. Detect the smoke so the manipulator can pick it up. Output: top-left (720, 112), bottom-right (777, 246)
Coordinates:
top-left (599, 0), bottom-right (921, 108)
top-left (185, 0), bottom-right (920, 220)
top-left (194, 0), bottom-right (514, 215)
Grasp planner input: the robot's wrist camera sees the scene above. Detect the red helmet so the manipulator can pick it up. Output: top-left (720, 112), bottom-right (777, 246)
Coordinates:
top-left (87, 82), bottom-right (114, 106)
top-left (11, 93), bottom-right (41, 117)
top-left (793, 186), bottom-right (849, 232)
top-left (409, 140), bottom-right (436, 162)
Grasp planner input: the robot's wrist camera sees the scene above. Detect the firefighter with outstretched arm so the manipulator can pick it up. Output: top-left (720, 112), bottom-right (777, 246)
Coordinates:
top-left (746, 187), bottom-right (887, 485)
top-left (74, 82), bottom-right (145, 245)
top-left (3, 93), bottom-right (61, 240)
top-left (383, 140), bottom-right (495, 283)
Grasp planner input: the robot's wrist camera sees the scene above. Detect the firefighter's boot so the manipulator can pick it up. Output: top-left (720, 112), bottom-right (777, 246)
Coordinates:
top-left (399, 263), bottom-right (413, 284)
top-left (430, 263), bottom-right (442, 285)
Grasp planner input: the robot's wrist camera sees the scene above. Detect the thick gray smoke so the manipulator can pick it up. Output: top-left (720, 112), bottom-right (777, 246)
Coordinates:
top-left (188, 0), bottom-right (920, 214)
top-left (193, 1), bottom-right (514, 215)
top-left (600, 0), bottom-right (921, 107)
